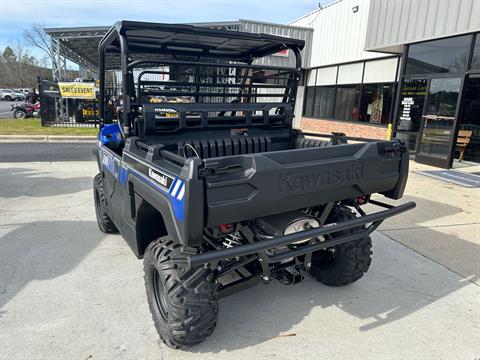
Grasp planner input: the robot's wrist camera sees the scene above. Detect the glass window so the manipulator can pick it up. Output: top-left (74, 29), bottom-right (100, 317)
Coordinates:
top-left (406, 35), bottom-right (471, 75)
top-left (313, 86), bottom-right (335, 118)
top-left (418, 77), bottom-right (462, 158)
top-left (303, 86), bottom-right (315, 117)
top-left (395, 78), bottom-right (428, 150)
top-left (359, 83), bottom-right (394, 125)
top-left (470, 34), bottom-right (480, 70)
top-left (306, 69), bottom-right (317, 86)
top-left (334, 85), bottom-right (360, 121)
top-left (363, 58), bottom-right (398, 84)
top-left (458, 75), bottom-right (480, 161)
top-left (337, 63), bottom-right (363, 85)
top-left (424, 77), bottom-right (461, 117)
top-left (315, 66), bottom-right (337, 86)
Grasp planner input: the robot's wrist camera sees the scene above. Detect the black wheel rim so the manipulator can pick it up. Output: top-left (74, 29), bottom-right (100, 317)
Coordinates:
top-left (152, 268), bottom-right (169, 321)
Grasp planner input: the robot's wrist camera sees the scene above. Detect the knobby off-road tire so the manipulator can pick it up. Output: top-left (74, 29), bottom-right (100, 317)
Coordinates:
top-left (144, 238), bottom-right (218, 349)
top-left (93, 173), bottom-right (118, 233)
top-left (309, 205), bottom-right (372, 286)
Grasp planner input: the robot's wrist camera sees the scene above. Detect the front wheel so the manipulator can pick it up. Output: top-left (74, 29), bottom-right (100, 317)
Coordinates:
top-left (309, 205), bottom-right (372, 286)
top-left (93, 173), bottom-right (118, 233)
top-left (13, 109), bottom-right (26, 119)
top-left (144, 239), bottom-right (218, 348)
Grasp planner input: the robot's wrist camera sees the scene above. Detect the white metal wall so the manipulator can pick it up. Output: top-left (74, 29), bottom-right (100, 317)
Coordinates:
top-left (239, 19), bottom-right (313, 68)
top-left (365, 0), bottom-right (480, 53)
top-left (290, 0), bottom-right (389, 68)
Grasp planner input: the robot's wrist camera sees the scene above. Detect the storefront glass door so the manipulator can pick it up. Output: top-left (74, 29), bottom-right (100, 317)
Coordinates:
top-left (396, 78), bottom-right (428, 150)
top-left (415, 77), bottom-right (463, 168)
top-left (456, 74), bottom-right (480, 162)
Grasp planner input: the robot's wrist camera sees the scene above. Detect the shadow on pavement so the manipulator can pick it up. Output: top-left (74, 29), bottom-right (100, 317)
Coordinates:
top-left (0, 220), bottom-right (105, 311)
top-left (186, 195), bottom-right (479, 352)
top-left (0, 168), bottom-right (91, 198)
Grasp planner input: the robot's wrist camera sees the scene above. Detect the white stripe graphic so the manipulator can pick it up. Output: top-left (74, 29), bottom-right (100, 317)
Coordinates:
top-left (176, 184), bottom-right (185, 200)
top-left (170, 179), bottom-right (182, 197)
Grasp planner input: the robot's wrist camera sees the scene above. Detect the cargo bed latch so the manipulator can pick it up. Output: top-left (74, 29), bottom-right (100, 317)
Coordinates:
top-left (382, 141), bottom-right (406, 156)
top-left (203, 164), bottom-right (243, 176)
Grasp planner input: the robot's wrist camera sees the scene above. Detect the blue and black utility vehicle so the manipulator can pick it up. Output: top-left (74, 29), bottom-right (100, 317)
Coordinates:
top-left (93, 21), bottom-right (415, 349)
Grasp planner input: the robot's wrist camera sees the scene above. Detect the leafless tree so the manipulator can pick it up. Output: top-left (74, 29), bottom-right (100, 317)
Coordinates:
top-left (23, 23), bottom-right (56, 69)
top-left (11, 40), bottom-right (28, 87)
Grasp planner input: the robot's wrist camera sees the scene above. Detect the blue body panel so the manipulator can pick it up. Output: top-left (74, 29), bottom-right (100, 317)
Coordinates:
top-left (97, 142), bottom-right (185, 222)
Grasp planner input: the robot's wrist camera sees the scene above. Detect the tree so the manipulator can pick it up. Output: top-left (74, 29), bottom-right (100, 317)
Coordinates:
top-left (0, 40), bottom-right (53, 88)
top-left (1, 47), bottom-right (18, 86)
top-left (12, 40), bottom-right (28, 87)
top-left (23, 23), bottom-right (56, 70)
top-left (2, 46), bottom-right (16, 62)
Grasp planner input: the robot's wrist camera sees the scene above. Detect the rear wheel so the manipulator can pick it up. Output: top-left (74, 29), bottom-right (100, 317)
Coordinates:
top-left (4, 95), bottom-right (12, 101)
top-left (93, 173), bottom-right (118, 233)
top-left (309, 205), bottom-right (372, 286)
top-left (13, 109), bottom-right (26, 119)
top-left (144, 239), bottom-right (218, 348)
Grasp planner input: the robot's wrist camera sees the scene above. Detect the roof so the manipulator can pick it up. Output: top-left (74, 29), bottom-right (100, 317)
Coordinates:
top-left (44, 26), bottom-right (109, 70)
top-left (100, 20), bottom-right (305, 65)
top-left (44, 20), bottom-right (311, 72)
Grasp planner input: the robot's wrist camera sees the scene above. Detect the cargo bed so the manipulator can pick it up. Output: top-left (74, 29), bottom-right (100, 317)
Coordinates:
top-left (201, 137), bottom-right (408, 226)
top-left (128, 130), bottom-right (409, 228)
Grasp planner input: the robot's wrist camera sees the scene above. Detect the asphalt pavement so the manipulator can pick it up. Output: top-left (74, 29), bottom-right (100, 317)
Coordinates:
top-left (0, 142), bottom-right (96, 162)
top-left (0, 100), bottom-right (15, 118)
top-left (0, 149), bottom-right (479, 359)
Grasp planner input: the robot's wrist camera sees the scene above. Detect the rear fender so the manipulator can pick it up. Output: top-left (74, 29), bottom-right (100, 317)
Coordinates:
top-left (128, 173), bottom-right (183, 246)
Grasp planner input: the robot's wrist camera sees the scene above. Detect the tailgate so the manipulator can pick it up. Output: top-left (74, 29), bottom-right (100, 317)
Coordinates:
top-left (202, 141), bottom-right (408, 227)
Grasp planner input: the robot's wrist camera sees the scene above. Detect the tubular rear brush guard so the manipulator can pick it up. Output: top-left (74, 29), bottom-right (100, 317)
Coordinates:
top-left (189, 200), bottom-right (416, 267)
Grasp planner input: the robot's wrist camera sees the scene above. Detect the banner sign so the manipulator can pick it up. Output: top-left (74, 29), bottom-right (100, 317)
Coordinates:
top-left (58, 82), bottom-right (96, 99)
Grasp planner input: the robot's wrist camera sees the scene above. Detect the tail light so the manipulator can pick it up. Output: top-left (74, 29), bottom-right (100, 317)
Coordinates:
top-left (218, 223), bottom-right (234, 234)
top-left (356, 195), bottom-right (368, 205)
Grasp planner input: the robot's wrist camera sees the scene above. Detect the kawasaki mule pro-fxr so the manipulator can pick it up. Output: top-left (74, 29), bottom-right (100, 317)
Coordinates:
top-left (93, 21), bottom-right (415, 348)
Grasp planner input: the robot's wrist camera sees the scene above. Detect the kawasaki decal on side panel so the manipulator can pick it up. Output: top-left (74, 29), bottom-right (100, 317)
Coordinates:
top-left (147, 167), bottom-right (174, 191)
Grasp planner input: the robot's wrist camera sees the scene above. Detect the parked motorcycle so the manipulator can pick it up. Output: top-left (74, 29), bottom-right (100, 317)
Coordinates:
top-left (11, 102), bottom-right (40, 119)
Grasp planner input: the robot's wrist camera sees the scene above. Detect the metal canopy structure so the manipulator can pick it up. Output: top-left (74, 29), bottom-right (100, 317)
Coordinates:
top-left (43, 20), bottom-right (312, 122)
top-left (44, 26), bottom-right (109, 78)
top-left (44, 26), bottom-right (109, 120)
top-left (44, 23), bottom-right (246, 78)
top-left (44, 20), bottom-right (312, 77)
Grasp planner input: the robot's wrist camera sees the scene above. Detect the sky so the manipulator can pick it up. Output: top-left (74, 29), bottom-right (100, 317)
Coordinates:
top-left (0, 0), bottom-right (333, 52)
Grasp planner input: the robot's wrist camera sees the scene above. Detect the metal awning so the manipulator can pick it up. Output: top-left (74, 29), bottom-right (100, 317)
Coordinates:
top-left (44, 26), bottom-right (109, 71)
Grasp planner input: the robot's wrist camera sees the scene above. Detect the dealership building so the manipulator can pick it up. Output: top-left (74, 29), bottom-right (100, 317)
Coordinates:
top-left (45, 0), bottom-right (480, 168)
top-left (292, 0), bottom-right (480, 168)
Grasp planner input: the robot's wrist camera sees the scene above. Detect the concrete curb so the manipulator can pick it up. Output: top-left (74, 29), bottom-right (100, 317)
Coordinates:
top-left (0, 135), bottom-right (97, 143)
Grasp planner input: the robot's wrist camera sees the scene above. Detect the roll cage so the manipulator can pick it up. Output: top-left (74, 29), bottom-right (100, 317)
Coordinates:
top-left (98, 21), bottom-right (305, 139)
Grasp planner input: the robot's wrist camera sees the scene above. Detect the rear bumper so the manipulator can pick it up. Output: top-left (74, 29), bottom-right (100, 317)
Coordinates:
top-left (189, 200), bottom-right (416, 267)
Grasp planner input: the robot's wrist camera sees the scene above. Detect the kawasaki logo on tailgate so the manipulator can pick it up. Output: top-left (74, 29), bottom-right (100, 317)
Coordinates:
top-left (148, 168), bottom-right (174, 190)
top-left (278, 163), bottom-right (365, 192)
